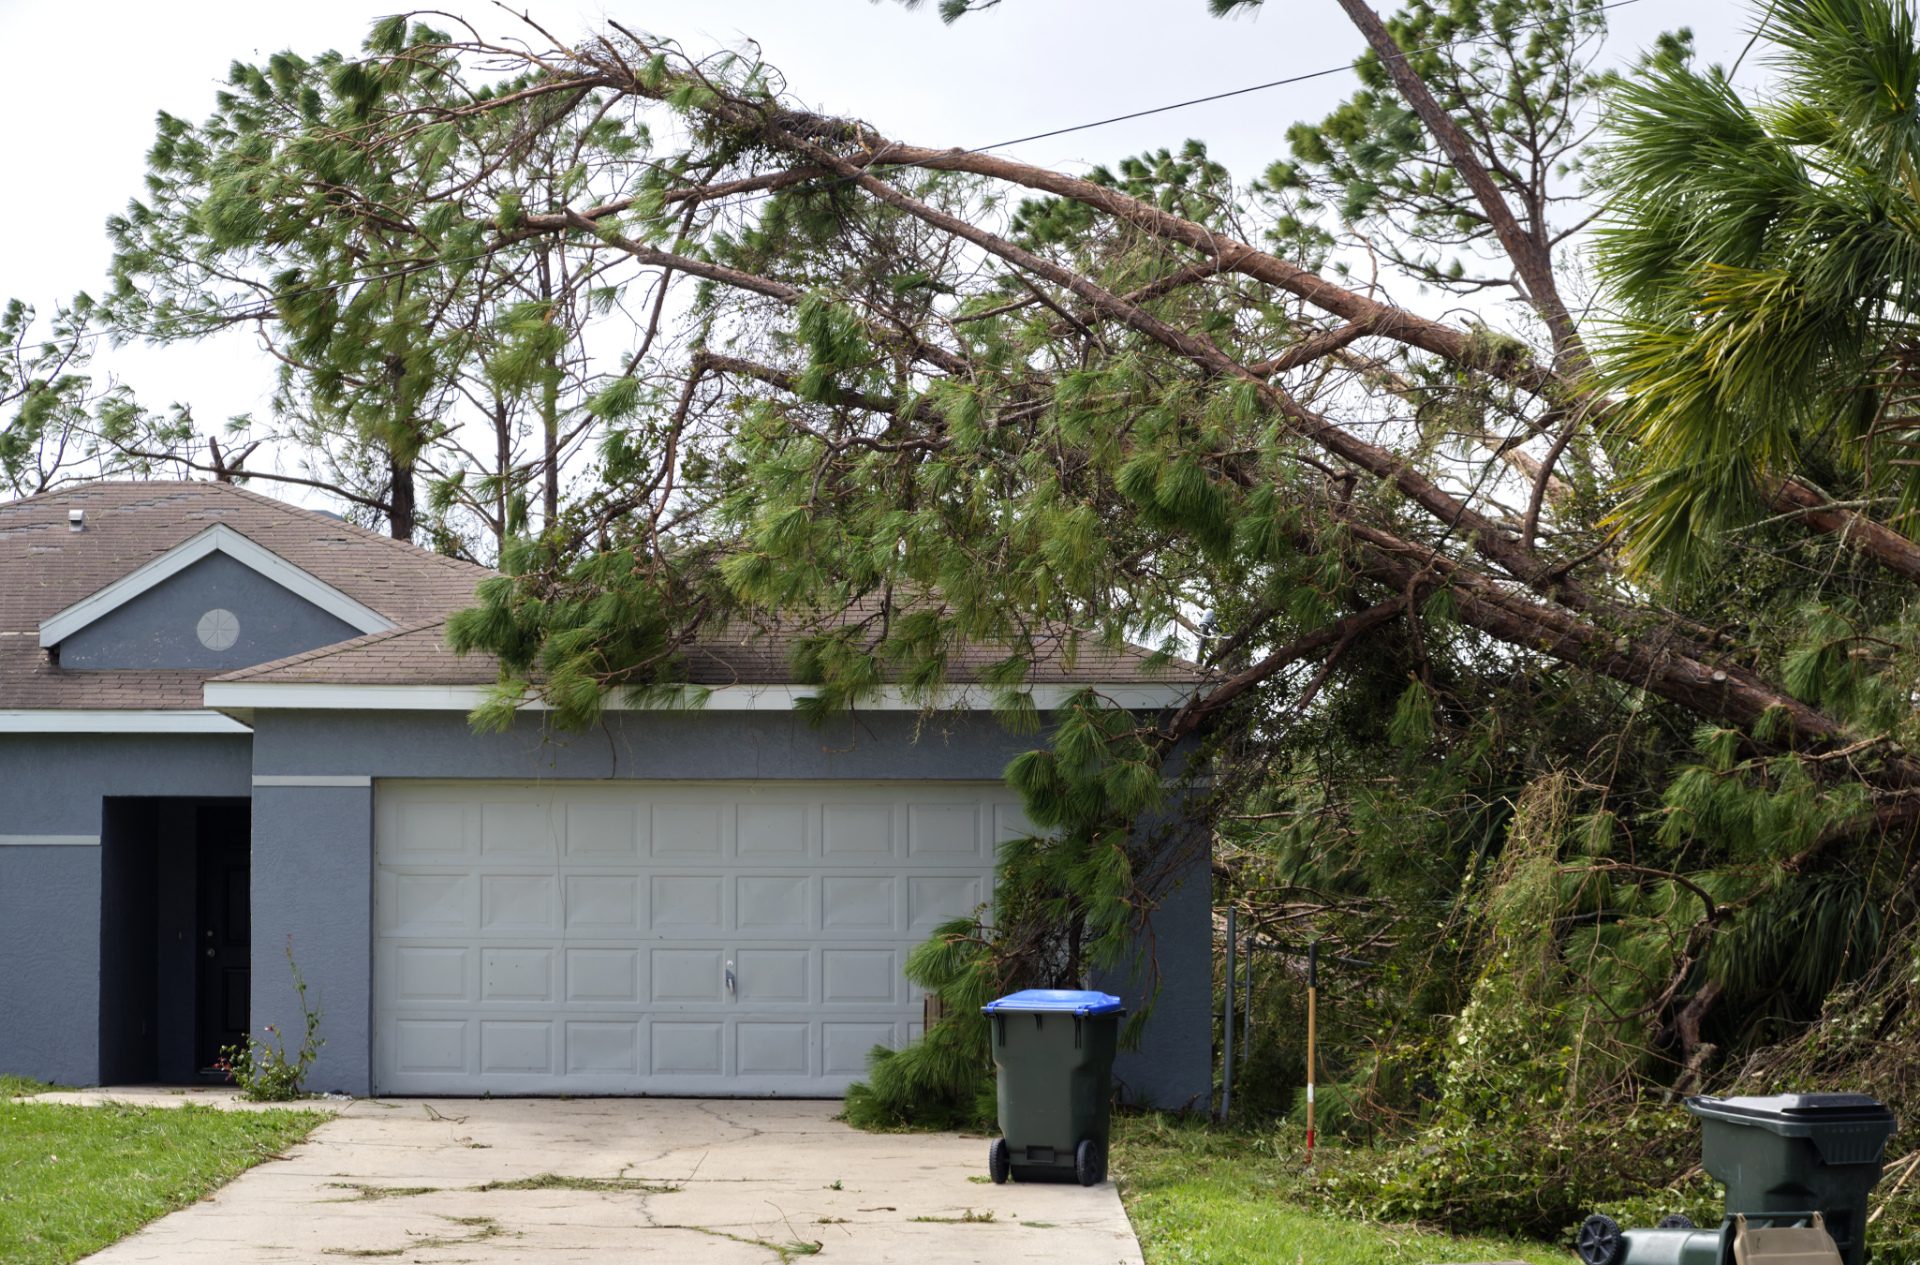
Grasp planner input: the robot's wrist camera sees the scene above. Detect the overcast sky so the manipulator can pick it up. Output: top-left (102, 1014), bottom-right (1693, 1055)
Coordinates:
top-left (0, 0), bottom-right (1758, 508)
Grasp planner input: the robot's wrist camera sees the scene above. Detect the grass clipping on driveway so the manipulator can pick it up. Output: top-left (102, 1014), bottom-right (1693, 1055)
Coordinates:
top-left (0, 1096), bottom-right (326, 1265)
top-left (1111, 1114), bottom-right (1566, 1265)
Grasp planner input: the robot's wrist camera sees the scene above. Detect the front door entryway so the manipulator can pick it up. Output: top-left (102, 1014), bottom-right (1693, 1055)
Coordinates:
top-left (196, 805), bottom-right (252, 1074)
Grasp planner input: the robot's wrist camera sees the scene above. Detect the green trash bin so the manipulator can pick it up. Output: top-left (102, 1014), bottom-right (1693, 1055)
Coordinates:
top-left (1574, 1092), bottom-right (1898, 1265)
top-left (982, 989), bottom-right (1124, 1186)
top-left (1687, 1093), bottom-right (1897, 1265)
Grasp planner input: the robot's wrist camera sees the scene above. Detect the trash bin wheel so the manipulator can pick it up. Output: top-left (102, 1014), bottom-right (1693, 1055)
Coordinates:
top-left (988, 1137), bottom-right (1011, 1185)
top-left (1575, 1213), bottom-right (1625, 1265)
top-left (1657, 1214), bottom-right (1696, 1230)
top-left (1074, 1139), bottom-right (1103, 1187)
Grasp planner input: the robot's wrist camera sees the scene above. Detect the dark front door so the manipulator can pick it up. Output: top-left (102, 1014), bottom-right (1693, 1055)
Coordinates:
top-left (196, 806), bottom-right (251, 1076)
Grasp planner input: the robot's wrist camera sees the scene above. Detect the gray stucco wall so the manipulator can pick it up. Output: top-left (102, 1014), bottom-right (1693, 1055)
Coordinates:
top-left (2, 711), bottom-right (1210, 1099)
top-left (0, 845), bottom-right (101, 1086)
top-left (251, 784), bottom-right (373, 1096)
top-left (248, 707), bottom-right (1042, 781)
top-left (0, 734), bottom-right (251, 1087)
top-left (246, 708), bottom-right (1210, 1104)
top-left (0, 733), bottom-right (251, 828)
top-left (1099, 817), bottom-right (1214, 1112)
top-left (58, 551), bottom-right (361, 670)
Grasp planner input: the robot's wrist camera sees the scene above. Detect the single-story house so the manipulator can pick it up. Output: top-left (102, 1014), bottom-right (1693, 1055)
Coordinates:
top-left (0, 481), bottom-right (1209, 1101)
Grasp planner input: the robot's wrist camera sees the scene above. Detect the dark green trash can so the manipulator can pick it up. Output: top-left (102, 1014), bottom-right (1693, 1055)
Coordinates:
top-left (1687, 1093), bottom-right (1897, 1265)
top-left (1575, 1092), bottom-right (1898, 1265)
top-left (982, 989), bottom-right (1124, 1186)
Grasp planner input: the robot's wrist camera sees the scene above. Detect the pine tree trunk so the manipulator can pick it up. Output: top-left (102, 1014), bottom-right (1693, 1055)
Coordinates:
top-left (388, 453), bottom-right (415, 542)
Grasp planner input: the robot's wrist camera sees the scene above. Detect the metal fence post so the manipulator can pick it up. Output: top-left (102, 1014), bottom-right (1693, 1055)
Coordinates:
top-left (1222, 906), bottom-right (1235, 1119)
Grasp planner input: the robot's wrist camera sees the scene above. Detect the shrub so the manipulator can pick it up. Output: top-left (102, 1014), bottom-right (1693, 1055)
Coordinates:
top-left (216, 938), bottom-right (323, 1102)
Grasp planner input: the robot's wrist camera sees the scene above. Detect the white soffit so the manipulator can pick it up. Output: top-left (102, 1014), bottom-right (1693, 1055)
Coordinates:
top-left (38, 523), bottom-right (397, 649)
top-left (203, 681), bottom-right (1194, 713)
top-left (0, 709), bottom-right (253, 734)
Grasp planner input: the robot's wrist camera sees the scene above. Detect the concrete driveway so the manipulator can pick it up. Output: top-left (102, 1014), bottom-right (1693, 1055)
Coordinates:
top-left (41, 1089), bottom-right (1143, 1264)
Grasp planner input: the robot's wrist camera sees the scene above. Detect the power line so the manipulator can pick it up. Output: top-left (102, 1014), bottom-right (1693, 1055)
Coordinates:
top-left (43, 0), bottom-right (1642, 351)
top-left (973, 0), bottom-right (1641, 153)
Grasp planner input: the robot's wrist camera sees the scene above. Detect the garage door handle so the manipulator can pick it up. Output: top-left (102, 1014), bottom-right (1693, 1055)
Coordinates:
top-left (725, 961), bottom-right (736, 999)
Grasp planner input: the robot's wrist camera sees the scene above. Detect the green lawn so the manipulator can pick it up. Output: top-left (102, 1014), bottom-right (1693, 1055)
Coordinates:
top-left (1111, 1115), bottom-right (1570, 1265)
top-left (2, 1075), bottom-right (67, 1098)
top-left (0, 1098), bottom-right (327, 1265)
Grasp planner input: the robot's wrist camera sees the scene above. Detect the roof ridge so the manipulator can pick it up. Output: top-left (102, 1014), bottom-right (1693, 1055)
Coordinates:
top-left (12, 480), bottom-right (495, 580)
top-left (210, 617), bottom-right (452, 682)
top-left (207, 484), bottom-right (495, 577)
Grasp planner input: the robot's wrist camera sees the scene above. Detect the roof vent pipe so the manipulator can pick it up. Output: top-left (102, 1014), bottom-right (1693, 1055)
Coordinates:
top-left (68, 510), bottom-right (84, 532)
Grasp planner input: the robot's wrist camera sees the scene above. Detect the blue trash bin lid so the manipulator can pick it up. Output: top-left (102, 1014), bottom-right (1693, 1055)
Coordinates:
top-left (981, 989), bottom-right (1125, 1016)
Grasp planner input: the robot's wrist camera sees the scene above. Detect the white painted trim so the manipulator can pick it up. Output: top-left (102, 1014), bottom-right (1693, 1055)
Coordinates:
top-left (0, 835), bottom-right (100, 846)
top-left (0, 709), bottom-right (253, 734)
top-left (204, 681), bottom-right (1195, 713)
top-left (39, 523), bottom-right (397, 648)
top-left (252, 775), bottom-right (372, 787)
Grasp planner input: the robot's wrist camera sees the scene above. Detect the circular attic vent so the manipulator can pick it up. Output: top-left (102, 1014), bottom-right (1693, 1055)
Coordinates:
top-left (196, 608), bottom-right (240, 651)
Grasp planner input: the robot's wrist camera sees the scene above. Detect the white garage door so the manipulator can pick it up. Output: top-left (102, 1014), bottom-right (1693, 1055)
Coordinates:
top-left (372, 780), bottom-right (1023, 1096)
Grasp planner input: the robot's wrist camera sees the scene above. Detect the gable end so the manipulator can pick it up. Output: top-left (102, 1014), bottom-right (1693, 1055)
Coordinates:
top-left (38, 523), bottom-right (397, 651)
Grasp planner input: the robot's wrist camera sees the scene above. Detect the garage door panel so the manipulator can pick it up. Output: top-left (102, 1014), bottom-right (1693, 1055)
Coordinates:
top-left (392, 946), bottom-right (468, 1001)
top-left (480, 874), bottom-right (557, 931)
top-left (565, 948), bottom-right (640, 1002)
top-left (388, 872), bottom-right (474, 933)
top-left (566, 803), bottom-right (639, 857)
top-left (481, 802), bottom-right (561, 856)
top-left (737, 804), bottom-right (808, 855)
top-left (481, 948), bottom-right (553, 1001)
top-left (737, 876), bottom-right (809, 930)
top-left (652, 948), bottom-right (723, 1001)
top-left (650, 875), bottom-right (723, 930)
top-left (394, 1018), bottom-right (468, 1073)
top-left (480, 1020), bottom-right (552, 1073)
top-left (564, 875), bottom-right (639, 930)
top-left (909, 804), bottom-right (980, 856)
top-left (822, 875), bottom-right (894, 929)
top-left (376, 780), bottom-right (1011, 1095)
top-left (566, 1021), bottom-right (640, 1073)
top-left (822, 803), bottom-right (893, 857)
top-left (738, 1022), bottom-right (810, 1074)
top-left (653, 803), bottom-right (721, 856)
top-left (392, 800), bottom-right (472, 858)
top-left (823, 1022), bottom-right (896, 1074)
top-left (735, 948), bottom-right (809, 1002)
top-left (652, 1022), bottom-right (723, 1074)
top-left (823, 949), bottom-right (897, 1003)
top-left (908, 875), bottom-right (984, 930)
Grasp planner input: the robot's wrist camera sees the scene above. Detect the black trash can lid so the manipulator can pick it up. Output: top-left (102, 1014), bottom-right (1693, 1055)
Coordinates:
top-left (1686, 1093), bottom-right (1896, 1136)
top-left (981, 989), bottom-right (1124, 1016)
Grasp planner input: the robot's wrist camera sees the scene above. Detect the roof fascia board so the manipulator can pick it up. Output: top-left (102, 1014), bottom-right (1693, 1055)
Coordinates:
top-left (0, 709), bottom-right (253, 734)
top-left (38, 523), bottom-right (397, 648)
top-left (202, 681), bottom-right (1193, 713)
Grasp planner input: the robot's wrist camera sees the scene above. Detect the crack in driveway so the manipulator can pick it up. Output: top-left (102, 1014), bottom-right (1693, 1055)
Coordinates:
top-left (66, 1093), bottom-right (1143, 1264)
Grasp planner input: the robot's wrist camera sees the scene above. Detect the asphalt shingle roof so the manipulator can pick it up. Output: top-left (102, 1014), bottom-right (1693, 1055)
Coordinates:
top-left (214, 611), bottom-right (1185, 688)
top-left (4, 480), bottom-right (1192, 710)
top-left (0, 481), bottom-right (488, 711)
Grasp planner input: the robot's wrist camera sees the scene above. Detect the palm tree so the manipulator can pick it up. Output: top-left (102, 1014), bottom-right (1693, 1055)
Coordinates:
top-left (1594, 0), bottom-right (1920, 584)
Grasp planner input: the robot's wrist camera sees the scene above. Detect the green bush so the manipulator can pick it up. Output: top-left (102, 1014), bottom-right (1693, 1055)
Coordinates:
top-left (841, 916), bottom-right (998, 1131)
top-left (1308, 1107), bottom-right (1708, 1238)
top-left (217, 939), bottom-right (323, 1102)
